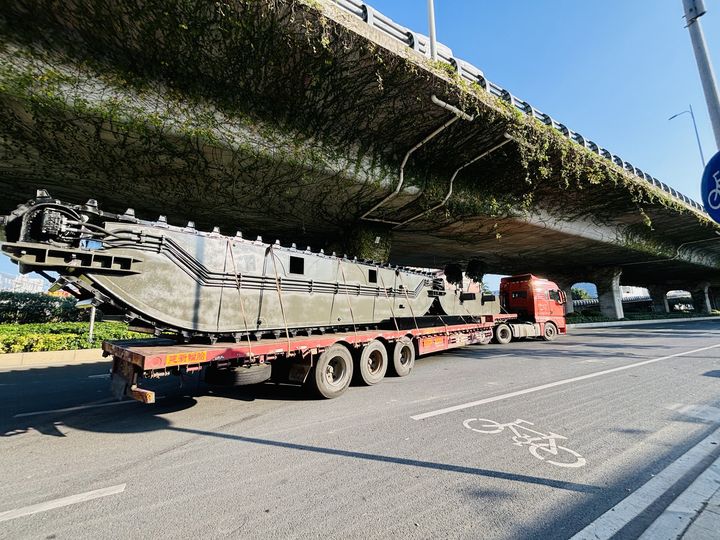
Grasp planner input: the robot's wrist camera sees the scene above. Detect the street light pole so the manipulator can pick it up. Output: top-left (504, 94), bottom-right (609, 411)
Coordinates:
top-left (682, 0), bottom-right (720, 149)
top-left (427, 0), bottom-right (437, 60)
top-left (669, 104), bottom-right (706, 165)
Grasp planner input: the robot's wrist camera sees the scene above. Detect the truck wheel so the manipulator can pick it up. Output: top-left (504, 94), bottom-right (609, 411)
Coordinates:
top-left (309, 343), bottom-right (354, 399)
top-left (389, 337), bottom-right (415, 377)
top-left (205, 364), bottom-right (271, 386)
top-left (494, 323), bottom-right (512, 345)
top-left (354, 340), bottom-right (388, 385)
top-left (543, 322), bottom-right (558, 341)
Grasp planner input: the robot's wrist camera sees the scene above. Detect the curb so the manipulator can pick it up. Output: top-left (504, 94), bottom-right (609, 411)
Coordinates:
top-left (0, 348), bottom-right (106, 370)
top-left (568, 316), bottom-right (720, 329)
top-left (638, 454), bottom-right (720, 540)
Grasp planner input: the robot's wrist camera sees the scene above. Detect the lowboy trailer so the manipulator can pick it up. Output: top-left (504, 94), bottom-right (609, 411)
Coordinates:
top-left (106, 275), bottom-right (567, 403)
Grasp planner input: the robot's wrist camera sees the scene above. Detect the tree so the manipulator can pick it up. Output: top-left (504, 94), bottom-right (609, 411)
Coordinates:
top-left (571, 287), bottom-right (591, 300)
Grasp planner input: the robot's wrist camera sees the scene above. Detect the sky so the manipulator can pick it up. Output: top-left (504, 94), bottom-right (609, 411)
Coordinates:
top-left (2, 1), bottom-right (720, 291)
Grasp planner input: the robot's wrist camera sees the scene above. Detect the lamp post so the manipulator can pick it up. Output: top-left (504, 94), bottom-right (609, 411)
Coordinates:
top-left (682, 0), bottom-right (720, 150)
top-left (669, 104), bottom-right (706, 166)
top-left (427, 0), bottom-right (437, 60)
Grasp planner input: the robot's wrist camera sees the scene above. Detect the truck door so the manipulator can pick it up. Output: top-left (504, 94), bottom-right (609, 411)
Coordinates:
top-left (535, 289), bottom-right (550, 317)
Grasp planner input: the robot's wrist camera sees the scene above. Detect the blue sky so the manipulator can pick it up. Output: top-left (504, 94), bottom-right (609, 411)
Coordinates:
top-left (2, 1), bottom-right (719, 290)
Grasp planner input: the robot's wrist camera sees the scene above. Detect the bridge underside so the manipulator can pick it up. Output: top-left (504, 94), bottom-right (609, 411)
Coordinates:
top-left (1, 0), bottom-right (719, 289)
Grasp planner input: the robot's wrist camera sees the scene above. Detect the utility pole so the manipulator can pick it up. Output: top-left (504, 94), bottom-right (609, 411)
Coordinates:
top-left (427, 0), bottom-right (437, 60)
top-left (682, 0), bottom-right (720, 149)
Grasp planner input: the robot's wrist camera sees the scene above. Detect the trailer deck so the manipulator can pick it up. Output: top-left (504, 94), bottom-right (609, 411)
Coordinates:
top-left (104, 317), bottom-right (520, 403)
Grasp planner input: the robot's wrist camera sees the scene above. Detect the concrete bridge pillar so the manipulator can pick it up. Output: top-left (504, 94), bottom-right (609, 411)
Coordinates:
top-left (592, 268), bottom-right (624, 320)
top-left (646, 285), bottom-right (670, 314)
top-left (691, 282), bottom-right (712, 314)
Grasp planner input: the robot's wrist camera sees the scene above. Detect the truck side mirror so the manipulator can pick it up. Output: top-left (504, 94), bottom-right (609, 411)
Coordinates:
top-left (558, 290), bottom-right (567, 304)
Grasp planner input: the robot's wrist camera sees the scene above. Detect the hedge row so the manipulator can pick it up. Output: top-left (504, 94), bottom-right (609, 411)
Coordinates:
top-left (0, 322), bottom-right (146, 353)
top-left (0, 292), bottom-right (99, 324)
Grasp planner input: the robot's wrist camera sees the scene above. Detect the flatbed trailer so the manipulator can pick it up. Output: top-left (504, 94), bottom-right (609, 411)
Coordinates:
top-left (105, 313), bottom-right (564, 404)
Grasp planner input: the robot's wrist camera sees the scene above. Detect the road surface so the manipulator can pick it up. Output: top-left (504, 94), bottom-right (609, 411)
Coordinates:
top-left (1, 321), bottom-right (720, 539)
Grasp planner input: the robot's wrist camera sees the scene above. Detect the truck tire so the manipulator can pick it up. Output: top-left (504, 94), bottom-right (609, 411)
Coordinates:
top-left (494, 323), bottom-right (512, 345)
top-left (354, 340), bottom-right (388, 385)
top-left (542, 322), bottom-right (558, 341)
top-left (388, 337), bottom-right (415, 377)
top-left (308, 343), bottom-right (354, 399)
top-left (205, 364), bottom-right (271, 386)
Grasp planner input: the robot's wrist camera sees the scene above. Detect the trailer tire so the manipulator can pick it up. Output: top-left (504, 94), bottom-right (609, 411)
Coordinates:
top-left (389, 337), bottom-right (415, 377)
top-left (308, 343), bottom-right (354, 399)
top-left (205, 364), bottom-right (271, 386)
top-left (494, 323), bottom-right (512, 345)
top-left (542, 322), bottom-right (558, 341)
top-left (354, 340), bottom-right (388, 385)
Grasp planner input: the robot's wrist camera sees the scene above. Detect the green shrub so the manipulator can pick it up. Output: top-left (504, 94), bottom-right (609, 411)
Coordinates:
top-left (0, 322), bottom-right (146, 353)
top-left (0, 292), bottom-right (100, 324)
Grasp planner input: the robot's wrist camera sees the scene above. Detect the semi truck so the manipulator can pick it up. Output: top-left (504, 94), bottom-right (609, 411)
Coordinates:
top-left (0, 192), bottom-right (567, 403)
top-left (104, 273), bottom-right (566, 403)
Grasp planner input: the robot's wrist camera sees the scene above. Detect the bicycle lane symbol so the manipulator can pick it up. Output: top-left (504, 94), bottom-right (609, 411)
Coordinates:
top-left (463, 418), bottom-right (586, 468)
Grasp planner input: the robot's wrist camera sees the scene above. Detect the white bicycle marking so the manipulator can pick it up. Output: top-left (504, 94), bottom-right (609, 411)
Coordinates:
top-left (463, 418), bottom-right (586, 468)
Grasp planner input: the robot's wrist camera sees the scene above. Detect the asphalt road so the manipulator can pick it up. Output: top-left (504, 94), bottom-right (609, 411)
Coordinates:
top-left (2, 321), bottom-right (720, 539)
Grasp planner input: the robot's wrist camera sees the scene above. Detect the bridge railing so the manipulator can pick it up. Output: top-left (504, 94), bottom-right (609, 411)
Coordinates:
top-left (331, 0), bottom-right (706, 215)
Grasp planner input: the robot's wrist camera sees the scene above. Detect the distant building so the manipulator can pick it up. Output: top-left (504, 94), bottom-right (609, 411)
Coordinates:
top-left (0, 272), bottom-right (46, 293)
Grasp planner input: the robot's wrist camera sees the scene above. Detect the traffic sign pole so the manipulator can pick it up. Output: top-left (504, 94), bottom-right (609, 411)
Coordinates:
top-left (682, 0), bottom-right (720, 150)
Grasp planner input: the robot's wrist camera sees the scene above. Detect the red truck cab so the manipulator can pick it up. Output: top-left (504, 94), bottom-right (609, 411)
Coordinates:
top-left (499, 274), bottom-right (567, 337)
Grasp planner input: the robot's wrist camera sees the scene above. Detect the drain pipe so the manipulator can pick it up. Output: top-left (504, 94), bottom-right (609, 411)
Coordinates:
top-left (361, 95), bottom-right (474, 223)
top-left (393, 134), bottom-right (514, 229)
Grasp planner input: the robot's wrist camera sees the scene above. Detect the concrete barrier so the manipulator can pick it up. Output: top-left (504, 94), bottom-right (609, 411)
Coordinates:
top-left (568, 315), bottom-right (720, 329)
top-left (0, 348), bottom-right (106, 369)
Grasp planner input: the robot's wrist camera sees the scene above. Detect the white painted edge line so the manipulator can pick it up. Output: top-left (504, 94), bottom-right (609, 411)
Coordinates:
top-left (637, 455), bottom-right (720, 540)
top-left (87, 373), bottom-right (111, 379)
top-left (569, 427), bottom-right (720, 540)
top-left (14, 400), bottom-right (133, 418)
top-left (568, 316), bottom-right (720, 329)
top-left (411, 343), bottom-right (720, 420)
top-left (0, 483), bottom-right (126, 523)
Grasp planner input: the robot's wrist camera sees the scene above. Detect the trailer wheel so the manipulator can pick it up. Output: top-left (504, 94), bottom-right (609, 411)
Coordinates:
top-left (389, 337), bottom-right (415, 377)
top-left (494, 323), bottom-right (512, 345)
top-left (542, 322), bottom-right (558, 341)
top-left (354, 340), bottom-right (388, 385)
top-left (205, 364), bottom-right (271, 386)
top-left (309, 344), bottom-right (354, 399)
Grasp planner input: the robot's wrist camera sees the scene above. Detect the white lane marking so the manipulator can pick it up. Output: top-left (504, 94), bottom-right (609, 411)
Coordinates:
top-left (14, 400), bottom-right (133, 418)
top-left (87, 373), bottom-right (110, 379)
top-left (569, 425), bottom-right (720, 540)
top-left (0, 484), bottom-right (126, 523)
top-left (638, 455), bottom-right (720, 540)
top-left (411, 343), bottom-right (720, 420)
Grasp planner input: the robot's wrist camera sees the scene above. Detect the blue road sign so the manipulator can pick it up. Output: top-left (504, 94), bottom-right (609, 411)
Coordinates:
top-left (702, 150), bottom-right (720, 223)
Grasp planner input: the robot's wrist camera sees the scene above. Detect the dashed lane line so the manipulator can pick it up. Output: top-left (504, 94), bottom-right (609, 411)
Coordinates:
top-left (0, 484), bottom-right (126, 523)
top-left (410, 343), bottom-right (720, 421)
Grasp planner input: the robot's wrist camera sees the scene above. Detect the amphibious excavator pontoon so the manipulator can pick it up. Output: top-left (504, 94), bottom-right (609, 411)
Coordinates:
top-left (0, 191), bottom-right (500, 340)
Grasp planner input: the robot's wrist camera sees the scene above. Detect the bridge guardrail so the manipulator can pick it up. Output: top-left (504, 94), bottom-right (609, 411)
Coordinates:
top-left (331, 0), bottom-right (706, 215)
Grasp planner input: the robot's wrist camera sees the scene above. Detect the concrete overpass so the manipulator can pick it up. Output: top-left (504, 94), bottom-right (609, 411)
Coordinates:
top-left (1, 0), bottom-right (720, 319)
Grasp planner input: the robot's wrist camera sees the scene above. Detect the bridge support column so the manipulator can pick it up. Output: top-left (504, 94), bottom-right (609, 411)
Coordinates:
top-left (646, 285), bottom-right (669, 314)
top-left (691, 283), bottom-right (712, 314)
top-left (593, 268), bottom-right (624, 320)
